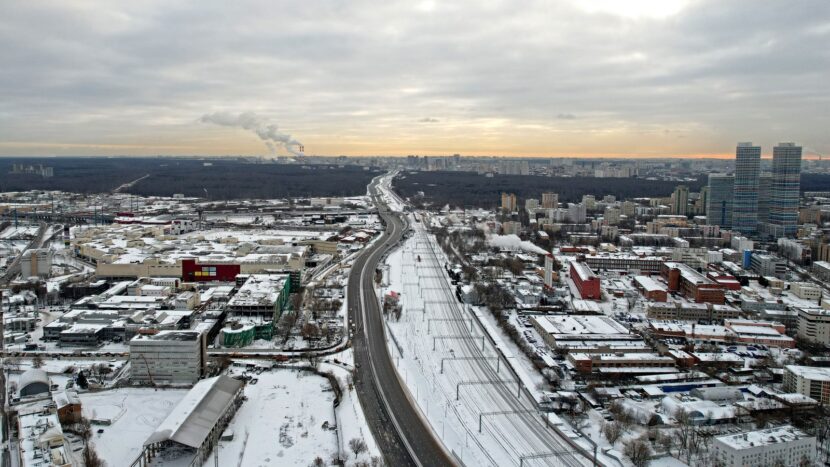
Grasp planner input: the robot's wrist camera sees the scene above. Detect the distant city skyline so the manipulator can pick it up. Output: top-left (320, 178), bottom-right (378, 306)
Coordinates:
top-left (1, 0), bottom-right (828, 158)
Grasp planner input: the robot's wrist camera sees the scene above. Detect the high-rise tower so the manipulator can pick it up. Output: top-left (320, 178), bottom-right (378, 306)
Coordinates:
top-left (767, 142), bottom-right (802, 236)
top-left (707, 174), bottom-right (734, 227)
top-left (732, 142), bottom-right (761, 234)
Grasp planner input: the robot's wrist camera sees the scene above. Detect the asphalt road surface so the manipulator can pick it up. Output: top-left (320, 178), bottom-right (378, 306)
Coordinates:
top-left (349, 174), bottom-right (456, 467)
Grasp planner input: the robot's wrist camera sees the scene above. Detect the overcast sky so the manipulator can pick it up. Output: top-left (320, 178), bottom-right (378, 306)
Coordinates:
top-left (1, 0), bottom-right (828, 158)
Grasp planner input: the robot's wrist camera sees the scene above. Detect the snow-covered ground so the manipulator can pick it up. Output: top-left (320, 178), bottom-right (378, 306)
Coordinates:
top-left (81, 388), bottom-right (188, 464)
top-left (380, 218), bottom-right (593, 467)
top-left (320, 359), bottom-right (383, 464)
top-left (217, 367), bottom-right (377, 466)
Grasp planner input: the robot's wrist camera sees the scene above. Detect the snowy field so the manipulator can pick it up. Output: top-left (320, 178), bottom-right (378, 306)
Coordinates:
top-left (381, 218), bottom-right (593, 467)
top-left (218, 369), bottom-right (341, 466)
top-left (81, 388), bottom-right (188, 464)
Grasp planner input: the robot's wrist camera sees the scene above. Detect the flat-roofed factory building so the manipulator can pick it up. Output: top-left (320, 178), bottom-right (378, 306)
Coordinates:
top-left (130, 330), bottom-right (207, 385)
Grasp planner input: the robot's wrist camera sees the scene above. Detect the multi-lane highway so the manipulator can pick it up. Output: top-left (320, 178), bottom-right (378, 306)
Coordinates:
top-left (349, 173), bottom-right (456, 467)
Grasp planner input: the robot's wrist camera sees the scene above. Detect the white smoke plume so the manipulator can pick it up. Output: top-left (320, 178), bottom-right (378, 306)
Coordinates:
top-left (488, 234), bottom-right (548, 255)
top-left (200, 111), bottom-right (304, 156)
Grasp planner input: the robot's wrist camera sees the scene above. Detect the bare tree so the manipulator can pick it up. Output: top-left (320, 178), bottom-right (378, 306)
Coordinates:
top-left (309, 456), bottom-right (325, 467)
top-left (813, 408), bottom-right (830, 465)
top-left (32, 354), bottom-right (45, 369)
top-left (656, 430), bottom-right (673, 455)
top-left (349, 438), bottom-right (368, 459)
top-left (623, 436), bottom-right (652, 467)
top-left (602, 421), bottom-right (623, 444)
top-left (301, 322), bottom-right (320, 340)
top-left (609, 400), bottom-right (634, 429)
top-left (6, 356), bottom-right (21, 370)
top-left (673, 409), bottom-right (693, 454)
top-left (573, 415), bottom-right (590, 432)
top-left (290, 290), bottom-right (305, 312)
top-left (79, 417), bottom-right (92, 441)
top-left (83, 444), bottom-right (104, 467)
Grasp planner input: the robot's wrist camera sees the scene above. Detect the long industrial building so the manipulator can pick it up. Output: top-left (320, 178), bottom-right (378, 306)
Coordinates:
top-left (569, 260), bottom-right (601, 299)
top-left (137, 376), bottom-right (245, 466)
top-left (583, 255), bottom-right (663, 275)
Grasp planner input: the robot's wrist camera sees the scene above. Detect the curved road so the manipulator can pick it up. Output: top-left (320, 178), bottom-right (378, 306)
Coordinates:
top-left (349, 174), bottom-right (455, 467)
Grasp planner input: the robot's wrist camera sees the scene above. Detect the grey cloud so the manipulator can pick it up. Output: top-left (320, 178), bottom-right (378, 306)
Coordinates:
top-left (0, 0), bottom-right (828, 155)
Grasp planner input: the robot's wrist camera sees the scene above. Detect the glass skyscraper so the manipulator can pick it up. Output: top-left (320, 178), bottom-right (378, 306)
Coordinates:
top-left (767, 142), bottom-right (802, 236)
top-left (732, 142), bottom-right (761, 234)
top-left (707, 174), bottom-right (734, 227)
top-left (757, 174), bottom-right (772, 224)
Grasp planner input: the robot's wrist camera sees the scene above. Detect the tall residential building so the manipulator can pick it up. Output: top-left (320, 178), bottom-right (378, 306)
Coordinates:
top-left (621, 201), bottom-right (637, 217)
top-left (582, 195), bottom-right (596, 210)
top-left (706, 174), bottom-right (734, 228)
top-left (671, 185), bottom-right (689, 216)
top-left (604, 207), bottom-right (621, 225)
top-left (696, 186), bottom-right (709, 215)
top-left (784, 365), bottom-right (830, 405)
top-left (756, 173), bottom-right (772, 224)
top-left (797, 308), bottom-right (830, 346)
top-left (501, 192), bottom-right (517, 212)
top-left (567, 203), bottom-right (587, 223)
top-left (767, 142), bottom-right (802, 237)
top-left (541, 192), bottom-right (559, 209)
top-left (732, 142), bottom-right (761, 234)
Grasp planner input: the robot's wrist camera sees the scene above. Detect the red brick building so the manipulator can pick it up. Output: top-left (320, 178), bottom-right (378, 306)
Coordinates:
top-left (634, 276), bottom-right (668, 302)
top-left (570, 261), bottom-right (601, 300)
top-left (661, 262), bottom-right (725, 304)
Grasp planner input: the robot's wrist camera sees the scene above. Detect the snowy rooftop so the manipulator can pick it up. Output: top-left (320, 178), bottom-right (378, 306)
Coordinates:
top-left (634, 275), bottom-right (665, 292)
top-left (570, 260), bottom-right (597, 281)
top-left (664, 261), bottom-right (715, 286)
top-left (532, 315), bottom-right (628, 336)
top-left (227, 274), bottom-right (289, 308)
top-left (715, 425), bottom-right (810, 450)
top-left (131, 330), bottom-right (201, 343)
top-left (785, 365), bottom-right (830, 382)
top-left (570, 352), bottom-right (672, 362)
top-left (728, 325), bottom-right (781, 336)
top-left (18, 408), bottom-right (70, 467)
